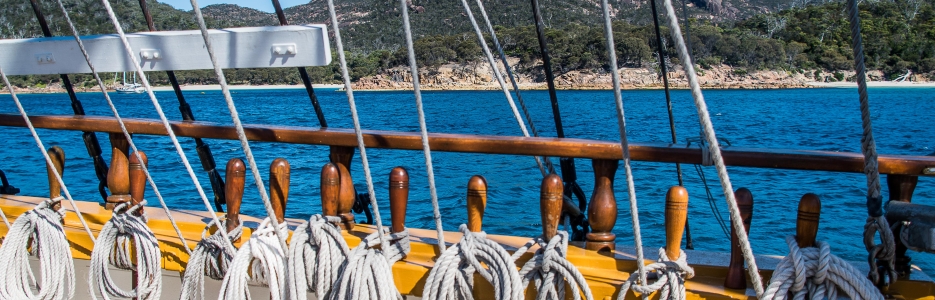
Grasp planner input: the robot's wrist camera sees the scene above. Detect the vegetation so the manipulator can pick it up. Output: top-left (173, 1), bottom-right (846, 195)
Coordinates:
top-left (0, 0), bottom-right (932, 88)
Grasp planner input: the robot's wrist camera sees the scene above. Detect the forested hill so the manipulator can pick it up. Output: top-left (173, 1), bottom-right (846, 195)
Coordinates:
top-left (0, 0), bottom-right (932, 88)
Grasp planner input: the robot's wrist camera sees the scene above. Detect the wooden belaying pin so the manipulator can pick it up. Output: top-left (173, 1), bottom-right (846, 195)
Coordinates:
top-left (128, 151), bottom-right (148, 216)
top-left (331, 146), bottom-right (356, 230)
top-left (725, 188), bottom-right (754, 289)
top-left (389, 167), bottom-right (409, 234)
top-left (269, 158), bottom-right (290, 223)
top-left (45, 146), bottom-right (65, 210)
top-left (321, 163), bottom-right (341, 221)
top-left (796, 193), bottom-right (821, 248)
top-left (540, 174), bottom-right (563, 240)
top-left (466, 175), bottom-right (487, 233)
top-left (106, 133), bottom-right (131, 210)
top-left (665, 186), bottom-right (689, 261)
top-left (225, 158), bottom-right (245, 239)
top-left (587, 159), bottom-right (618, 253)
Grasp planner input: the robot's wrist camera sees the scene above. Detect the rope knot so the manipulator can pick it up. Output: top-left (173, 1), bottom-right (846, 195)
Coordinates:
top-left (762, 235), bottom-right (884, 300)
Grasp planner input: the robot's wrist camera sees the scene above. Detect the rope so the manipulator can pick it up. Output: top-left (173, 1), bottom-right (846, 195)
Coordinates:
top-left (458, 0), bottom-right (548, 177)
top-left (218, 218), bottom-right (288, 300)
top-left (844, 0), bottom-right (896, 286)
top-left (598, 0), bottom-right (649, 295)
top-left (513, 231), bottom-right (593, 300)
top-left (326, 0), bottom-right (389, 250)
top-left (328, 229), bottom-right (411, 300)
top-left (286, 215), bottom-right (350, 300)
top-left (180, 219), bottom-right (243, 300)
top-left (660, 0), bottom-right (766, 296)
top-left (423, 225), bottom-right (524, 300)
top-left (617, 248), bottom-right (694, 300)
top-left (89, 202), bottom-right (162, 300)
top-left (399, 0), bottom-right (445, 252)
top-left (762, 236), bottom-right (883, 300)
top-left (0, 198), bottom-right (75, 300)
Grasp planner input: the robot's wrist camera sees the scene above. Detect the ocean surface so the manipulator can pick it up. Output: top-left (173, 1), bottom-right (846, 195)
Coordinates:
top-left (1, 87), bottom-right (933, 275)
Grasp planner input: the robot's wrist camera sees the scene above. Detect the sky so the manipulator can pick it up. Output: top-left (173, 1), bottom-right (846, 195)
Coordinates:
top-left (159, 0), bottom-right (309, 12)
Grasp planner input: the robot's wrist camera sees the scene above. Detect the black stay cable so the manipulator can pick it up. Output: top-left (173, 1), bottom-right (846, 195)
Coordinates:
top-left (271, 0), bottom-right (329, 128)
top-left (28, 0), bottom-right (110, 203)
top-left (138, 0), bottom-right (227, 212)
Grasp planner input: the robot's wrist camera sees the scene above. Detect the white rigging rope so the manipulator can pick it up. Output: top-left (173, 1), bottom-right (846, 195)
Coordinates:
top-left (617, 248), bottom-right (694, 300)
top-left (0, 198), bottom-right (75, 300)
top-left (762, 236), bottom-right (882, 300)
top-left (423, 225), bottom-right (524, 300)
top-left (89, 202), bottom-right (163, 300)
top-left (218, 218), bottom-right (288, 300)
top-left (659, 0), bottom-right (766, 296)
top-left (328, 228), bottom-right (411, 300)
top-left (286, 215), bottom-right (350, 300)
top-left (597, 0), bottom-right (649, 296)
top-left (180, 219), bottom-right (242, 300)
top-left (513, 231), bottom-right (593, 300)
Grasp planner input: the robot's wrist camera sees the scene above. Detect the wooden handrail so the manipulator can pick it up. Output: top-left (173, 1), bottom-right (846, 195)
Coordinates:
top-left (1, 114), bottom-right (933, 175)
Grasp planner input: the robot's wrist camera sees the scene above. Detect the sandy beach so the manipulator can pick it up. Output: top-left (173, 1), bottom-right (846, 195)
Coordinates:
top-left (148, 84), bottom-right (344, 91)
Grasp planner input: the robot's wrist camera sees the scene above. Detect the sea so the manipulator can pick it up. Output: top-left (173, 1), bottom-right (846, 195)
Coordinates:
top-left (1, 87), bottom-right (933, 275)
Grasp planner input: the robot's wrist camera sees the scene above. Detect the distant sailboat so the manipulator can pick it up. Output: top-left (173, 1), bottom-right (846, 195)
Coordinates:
top-left (116, 72), bottom-right (144, 94)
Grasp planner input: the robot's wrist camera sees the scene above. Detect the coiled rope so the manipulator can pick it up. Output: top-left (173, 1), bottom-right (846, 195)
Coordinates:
top-left (89, 202), bottom-right (162, 300)
top-left (0, 198), bottom-right (74, 300)
top-left (844, 0), bottom-right (895, 287)
top-left (218, 218), bottom-right (288, 300)
top-left (618, 248), bottom-right (694, 300)
top-left (180, 219), bottom-right (243, 300)
top-left (329, 229), bottom-right (411, 300)
top-left (659, 0), bottom-right (766, 296)
top-left (423, 224), bottom-right (524, 300)
top-left (763, 236), bottom-right (882, 300)
top-left (286, 215), bottom-right (350, 300)
top-left (513, 231), bottom-right (593, 300)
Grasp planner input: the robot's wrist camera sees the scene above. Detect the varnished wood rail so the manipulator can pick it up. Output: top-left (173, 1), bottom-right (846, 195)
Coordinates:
top-left (1, 114), bottom-right (934, 175)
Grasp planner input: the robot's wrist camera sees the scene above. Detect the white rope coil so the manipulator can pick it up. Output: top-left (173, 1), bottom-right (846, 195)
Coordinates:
top-left (617, 248), bottom-right (694, 300)
top-left (218, 218), bottom-right (288, 300)
top-left (89, 202), bottom-right (162, 300)
top-left (763, 236), bottom-right (882, 300)
top-left (180, 219), bottom-right (242, 300)
top-left (423, 224), bottom-right (524, 300)
top-left (513, 231), bottom-right (594, 300)
top-left (286, 215), bottom-right (350, 300)
top-left (0, 198), bottom-right (75, 300)
top-left (329, 228), bottom-right (410, 300)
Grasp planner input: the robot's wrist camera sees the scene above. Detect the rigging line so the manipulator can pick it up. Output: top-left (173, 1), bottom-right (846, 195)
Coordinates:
top-left (27, 0), bottom-right (110, 203)
top-left (187, 0), bottom-right (285, 250)
top-left (649, 0), bottom-right (684, 187)
top-left (472, 0), bottom-right (555, 174)
top-left (271, 0), bottom-right (328, 127)
top-left (458, 0), bottom-right (548, 178)
top-left (136, 0), bottom-right (227, 213)
top-left (679, 0), bottom-right (695, 65)
top-left (660, 0), bottom-right (765, 296)
top-left (59, 0), bottom-right (199, 253)
top-left (400, 0), bottom-right (446, 253)
top-left (326, 0), bottom-right (389, 250)
top-left (0, 66), bottom-right (96, 243)
top-left (599, 0), bottom-right (648, 294)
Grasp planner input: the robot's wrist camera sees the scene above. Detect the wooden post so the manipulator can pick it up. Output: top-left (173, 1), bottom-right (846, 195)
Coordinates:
top-left (466, 175), bottom-right (487, 233)
top-left (321, 163), bottom-right (341, 219)
top-left (389, 167), bottom-right (409, 233)
top-left (887, 174), bottom-right (918, 277)
top-left (128, 151), bottom-right (148, 216)
top-left (331, 146), bottom-right (356, 230)
top-left (587, 159), bottom-right (618, 253)
top-left (725, 188), bottom-right (753, 289)
top-left (106, 133), bottom-right (130, 210)
top-left (225, 158), bottom-right (245, 239)
top-left (45, 146), bottom-right (65, 210)
top-left (269, 158), bottom-right (290, 223)
top-left (541, 174), bottom-right (563, 240)
top-left (665, 186), bottom-right (688, 260)
top-left (796, 193), bottom-right (821, 248)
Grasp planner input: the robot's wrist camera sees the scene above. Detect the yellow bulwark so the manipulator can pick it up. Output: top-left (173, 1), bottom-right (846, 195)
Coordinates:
top-left (1, 194), bottom-right (932, 300)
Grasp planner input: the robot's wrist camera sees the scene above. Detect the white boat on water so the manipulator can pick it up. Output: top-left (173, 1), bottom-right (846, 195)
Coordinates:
top-left (115, 72), bottom-right (144, 94)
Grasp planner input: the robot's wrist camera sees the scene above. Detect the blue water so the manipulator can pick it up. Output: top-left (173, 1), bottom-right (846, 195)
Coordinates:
top-left (1, 87), bottom-right (933, 275)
